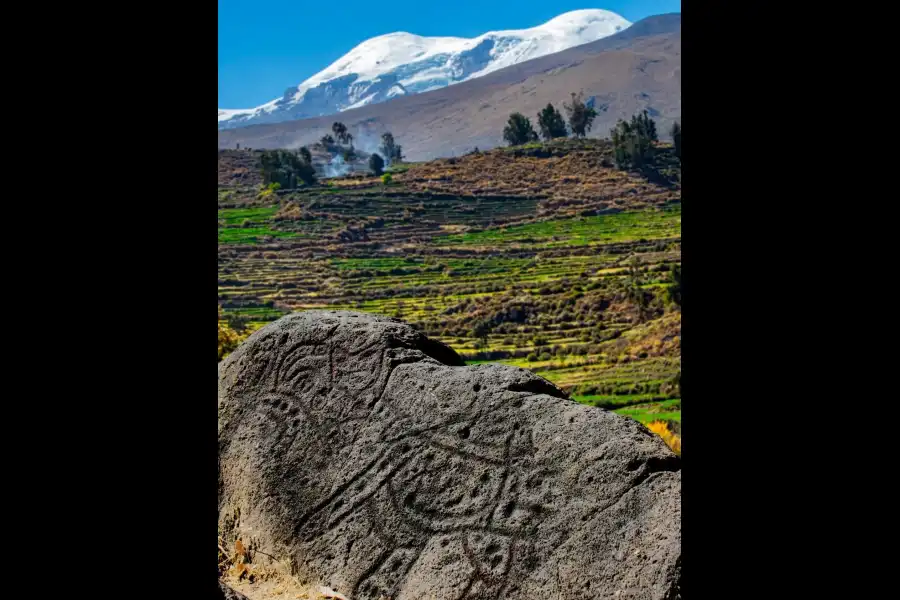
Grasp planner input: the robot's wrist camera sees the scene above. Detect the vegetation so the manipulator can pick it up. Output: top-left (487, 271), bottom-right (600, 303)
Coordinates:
top-left (379, 132), bottom-right (404, 164)
top-left (646, 420), bottom-right (681, 455)
top-left (332, 122), bottom-right (349, 145)
top-left (672, 122), bottom-right (681, 162)
top-left (218, 139), bottom-right (681, 440)
top-left (503, 113), bottom-right (539, 146)
top-left (218, 306), bottom-right (248, 361)
top-left (537, 103), bottom-right (568, 141)
top-left (259, 149), bottom-right (316, 188)
top-left (564, 91), bottom-right (597, 138)
top-left (369, 153), bottom-right (385, 176)
top-left (611, 110), bottom-right (659, 169)
top-left (381, 173), bottom-right (393, 185)
top-left (320, 134), bottom-right (335, 146)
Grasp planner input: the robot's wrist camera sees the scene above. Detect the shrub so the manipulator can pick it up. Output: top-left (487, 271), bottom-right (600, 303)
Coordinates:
top-left (646, 421), bottom-right (681, 455)
top-left (369, 153), bottom-right (385, 176)
top-left (381, 173), bottom-right (393, 185)
top-left (218, 306), bottom-right (247, 361)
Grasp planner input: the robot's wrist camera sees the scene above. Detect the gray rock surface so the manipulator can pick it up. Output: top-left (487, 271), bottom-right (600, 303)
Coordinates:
top-left (218, 311), bottom-right (681, 600)
top-left (218, 579), bottom-right (250, 600)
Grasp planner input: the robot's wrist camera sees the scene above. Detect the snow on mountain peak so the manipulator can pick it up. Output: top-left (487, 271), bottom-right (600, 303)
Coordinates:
top-left (218, 9), bottom-right (631, 129)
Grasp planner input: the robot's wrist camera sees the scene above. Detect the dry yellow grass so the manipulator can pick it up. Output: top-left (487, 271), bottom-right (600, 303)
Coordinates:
top-left (394, 145), bottom-right (678, 214)
top-left (647, 420), bottom-right (681, 455)
top-left (218, 306), bottom-right (248, 361)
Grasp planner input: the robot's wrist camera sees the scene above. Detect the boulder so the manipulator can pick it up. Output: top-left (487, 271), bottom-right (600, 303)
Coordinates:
top-left (218, 311), bottom-right (680, 599)
top-left (218, 579), bottom-right (250, 600)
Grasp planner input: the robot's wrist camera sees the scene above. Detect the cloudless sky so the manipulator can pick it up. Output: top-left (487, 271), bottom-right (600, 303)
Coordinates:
top-left (219, 1), bottom-right (681, 108)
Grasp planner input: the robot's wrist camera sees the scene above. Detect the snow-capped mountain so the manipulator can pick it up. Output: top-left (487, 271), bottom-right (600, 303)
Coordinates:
top-left (218, 9), bottom-right (631, 129)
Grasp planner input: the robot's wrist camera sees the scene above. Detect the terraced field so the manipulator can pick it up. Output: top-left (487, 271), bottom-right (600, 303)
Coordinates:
top-left (218, 139), bottom-right (681, 427)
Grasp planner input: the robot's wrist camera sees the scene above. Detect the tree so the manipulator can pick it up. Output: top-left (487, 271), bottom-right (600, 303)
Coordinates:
top-left (369, 153), bottom-right (385, 176)
top-left (332, 122), bottom-right (349, 144)
top-left (668, 264), bottom-right (682, 307)
top-left (298, 146), bottom-right (312, 164)
top-left (472, 320), bottom-right (490, 346)
top-left (380, 132), bottom-right (403, 164)
top-left (345, 133), bottom-right (354, 148)
top-left (503, 113), bottom-right (538, 146)
top-left (563, 91), bottom-right (598, 138)
top-left (671, 121), bottom-right (681, 161)
top-left (536, 103), bottom-right (568, 140)
top-left (610, 110), bottom-right (659, 169)
top-left (320, 134), bottom-right (335, 146)
top-left (259, 149), bottom-right (316, 188)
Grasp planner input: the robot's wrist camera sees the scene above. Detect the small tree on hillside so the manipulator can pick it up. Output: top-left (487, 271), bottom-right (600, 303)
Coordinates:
top-left (672, 121), bottom-right (681, 162)
top-left (332, 122), bottom-right (349, 144)
top-left (564, 91), bottom-right (598, 138)
top-left (320, 134), bottom-right (335, 146)
top-left (537, 103), bottom-right (568, 140)
top-left (369, 153), bottom-right (385, 176)
top-left (380, 132), bottom-right (403, 164)
top-left (259, 149), bottom-right (316, 188)
top-left (503, 113), bottom-right (538, 146)
top-left (610, 110), bottom-right (659, 169)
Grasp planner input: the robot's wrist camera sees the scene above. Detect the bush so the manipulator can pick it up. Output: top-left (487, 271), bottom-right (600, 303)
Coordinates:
top-left (369, 153), bottom-right (385, 176)
top-left (646, 421), bottom-right (681, 455)
top-left (218, 306), bottom-right (247, 361)
top-left (381, 173), bottom-right (393, 185)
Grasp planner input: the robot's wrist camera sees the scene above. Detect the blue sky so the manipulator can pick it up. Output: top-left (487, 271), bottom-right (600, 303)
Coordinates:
top-left (218, 1), bottom-right (681, 108)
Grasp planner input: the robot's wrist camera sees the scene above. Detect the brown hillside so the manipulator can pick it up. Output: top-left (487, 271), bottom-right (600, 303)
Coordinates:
top-left (218, 18), bottom-right (680, 160)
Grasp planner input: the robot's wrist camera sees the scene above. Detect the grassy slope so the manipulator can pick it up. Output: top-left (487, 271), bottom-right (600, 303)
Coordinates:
top-left (218, 139), bottom-right (681, 426)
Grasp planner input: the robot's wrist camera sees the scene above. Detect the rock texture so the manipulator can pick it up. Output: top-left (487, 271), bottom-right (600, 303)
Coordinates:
top-left (218, 579), bottom-right (250, 600)
top-left (218, 311), bottom-right (681, 600)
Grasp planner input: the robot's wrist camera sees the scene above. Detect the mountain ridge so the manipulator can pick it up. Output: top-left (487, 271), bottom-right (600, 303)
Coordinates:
top-left (217, 14), bottom-right (680, 160)
top-left (218, 9), bottom-right (631, 129)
